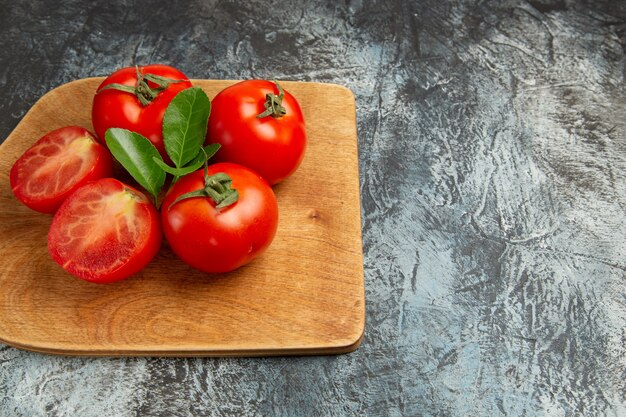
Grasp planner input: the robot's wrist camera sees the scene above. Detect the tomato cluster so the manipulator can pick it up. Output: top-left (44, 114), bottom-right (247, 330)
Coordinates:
top-left (10, 65), bottom-right (306, 284)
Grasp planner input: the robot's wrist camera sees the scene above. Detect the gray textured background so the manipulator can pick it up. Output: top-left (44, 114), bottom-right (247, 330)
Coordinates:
top-left (1, 1), bottom-right (625, 416)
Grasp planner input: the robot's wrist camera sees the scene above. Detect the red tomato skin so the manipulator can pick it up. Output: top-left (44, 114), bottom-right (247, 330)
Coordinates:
top-left (207, 80), bottom-right (306, 185)
top-left (162, 163), bottom-right (279, 273)
top-left (92, 65), bottom-right (192, 162)
top-left (10, 126), bottom-right (113, 214)
top-left (48, 178), bottom-right (162, 284)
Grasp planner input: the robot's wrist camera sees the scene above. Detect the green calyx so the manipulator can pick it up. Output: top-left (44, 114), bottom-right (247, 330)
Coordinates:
top-left (168, 164), bottom-right (239, 211)
top-left (257, 80), bottom-right (287, 119)
top-left (97, 66), bottom-right (186, 106)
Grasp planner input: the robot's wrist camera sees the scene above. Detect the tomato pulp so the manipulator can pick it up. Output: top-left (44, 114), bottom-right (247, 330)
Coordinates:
top-left (10, 126), bottom-right (113, 213)
top-left (48, 178), bottom-right (162, 283)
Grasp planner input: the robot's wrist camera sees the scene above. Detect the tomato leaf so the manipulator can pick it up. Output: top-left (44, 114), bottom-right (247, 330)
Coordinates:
top-left (188, 143), bottom-right (221, 166)
top-left (152, 157), bottom-right (204, 177)
top-left (163, 87), bottom-right (211, 168)
top-left (153, 144), bottom-right (221, 179)
top-left (105, 128), bottom-right (166, 202)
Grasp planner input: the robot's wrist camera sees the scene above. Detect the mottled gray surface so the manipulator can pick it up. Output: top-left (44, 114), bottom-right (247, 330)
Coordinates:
top-left (0, 0), bottom-right (624, 416)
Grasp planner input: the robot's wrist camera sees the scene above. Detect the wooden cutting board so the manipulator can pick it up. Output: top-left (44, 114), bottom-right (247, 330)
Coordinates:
top-left (0, 78), bottom-right (364, 356)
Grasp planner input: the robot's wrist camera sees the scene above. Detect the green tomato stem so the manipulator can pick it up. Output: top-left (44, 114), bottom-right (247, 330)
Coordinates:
top-left (256, 80), bottom-right (287, 119)
top-left (96, 66), bottom-right (186, 106)
top-left (168, 172), bottom-right (239, 211)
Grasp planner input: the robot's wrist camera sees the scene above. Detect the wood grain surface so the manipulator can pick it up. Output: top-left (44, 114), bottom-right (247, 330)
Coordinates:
top-left (0, 78), bottom-right (364, 356)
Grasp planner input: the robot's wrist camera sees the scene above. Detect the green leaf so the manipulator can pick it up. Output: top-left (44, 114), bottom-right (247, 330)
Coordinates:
top-left (153, 143), bottom-right (221, 177)
top-left (105, 128), bottom-right (166, 202)
top-left (162, 87), bottom-right (211, 168)
top-left (152, 156), bottom-right (205, 177)
top-left (188, 143), bottom-right (221, 166)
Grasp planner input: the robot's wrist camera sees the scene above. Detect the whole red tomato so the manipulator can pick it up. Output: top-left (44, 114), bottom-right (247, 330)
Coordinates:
top-left (10, 126), bottom-right (113, 213)
top-left (92, 65), bottom-right (192, 162)
top-left (48, 178), bottom-right (162, 283)
top-left (207, 80), bottom-right (306, 185)
top-left (161, 162), bottom-right (279, 273)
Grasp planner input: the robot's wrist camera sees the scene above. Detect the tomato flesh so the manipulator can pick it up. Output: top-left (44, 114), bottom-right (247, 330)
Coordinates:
top-left (48, 178), bottom-right (162, 283)
top-left (162, 163), bottom-right (279, 273)
top-left (10, 126), bottom-right (113, 213)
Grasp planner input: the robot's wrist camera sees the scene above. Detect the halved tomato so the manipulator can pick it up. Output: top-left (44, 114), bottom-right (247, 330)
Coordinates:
top-left (10, 126), bottom-right (113, 213)
top-left (48, 178), bottom-right (162, 283)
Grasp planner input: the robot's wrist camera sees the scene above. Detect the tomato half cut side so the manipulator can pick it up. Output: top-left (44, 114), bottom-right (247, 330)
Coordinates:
top-left (48, 178), bottom-right (162, 284)
top-left (10, 126), bottom-right (113, 214)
